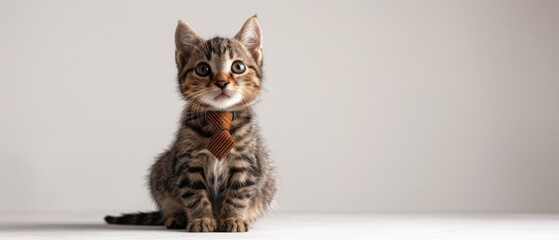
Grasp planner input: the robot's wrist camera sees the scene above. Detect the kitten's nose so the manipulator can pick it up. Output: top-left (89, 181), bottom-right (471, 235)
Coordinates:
top-left (215, 80), bottom-right (228, 90)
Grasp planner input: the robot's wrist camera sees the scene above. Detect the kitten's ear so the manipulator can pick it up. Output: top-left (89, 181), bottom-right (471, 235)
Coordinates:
top-left (175, 20), bottom-right (203, 68)
top-left (234, 16), bottom-right (263, 65)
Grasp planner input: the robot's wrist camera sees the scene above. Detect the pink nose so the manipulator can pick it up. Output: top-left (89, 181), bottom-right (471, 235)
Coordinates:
top-left (215, 80), bottom-right (228, 89)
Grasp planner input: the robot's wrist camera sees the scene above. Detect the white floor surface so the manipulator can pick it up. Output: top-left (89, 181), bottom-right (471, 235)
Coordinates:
top-left (0, 213), bottom-right (558, 240)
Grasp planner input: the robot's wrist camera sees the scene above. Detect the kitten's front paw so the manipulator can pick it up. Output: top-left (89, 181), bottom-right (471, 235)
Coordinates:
top-left (186, 218), bottom-right (217, 232)
top-left (220, 218), bottom-right (248, 232)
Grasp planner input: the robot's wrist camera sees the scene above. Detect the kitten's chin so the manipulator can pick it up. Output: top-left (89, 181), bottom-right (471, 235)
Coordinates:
top-left (203, 92), bottom-right (243, 110)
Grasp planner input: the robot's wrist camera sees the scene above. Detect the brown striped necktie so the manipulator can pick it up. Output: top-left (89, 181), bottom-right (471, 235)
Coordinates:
top-left (206, 111), bottom-right (235, 160)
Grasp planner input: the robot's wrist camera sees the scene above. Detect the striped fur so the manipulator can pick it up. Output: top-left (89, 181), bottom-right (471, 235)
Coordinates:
top-left (105, 16), bottom-right (276, 232)
top-left (104, 211), bottom-right (164, 225)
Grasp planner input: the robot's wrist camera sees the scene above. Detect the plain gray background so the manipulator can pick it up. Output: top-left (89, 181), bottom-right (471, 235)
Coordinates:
top-left (1, 0), bottom-right (558, 214)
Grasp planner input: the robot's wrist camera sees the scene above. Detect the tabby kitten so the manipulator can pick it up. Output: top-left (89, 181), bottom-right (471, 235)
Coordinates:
top-left (105, 16), bottom-right (277, 232)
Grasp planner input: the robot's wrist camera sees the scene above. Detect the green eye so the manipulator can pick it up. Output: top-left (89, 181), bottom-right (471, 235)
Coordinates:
top-left (231, 60), bottom-right (246, 74)
top-left (195, 63), bottom-right (211, 77)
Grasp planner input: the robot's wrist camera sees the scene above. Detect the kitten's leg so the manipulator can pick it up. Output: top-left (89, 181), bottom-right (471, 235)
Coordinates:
top-left (218, 157), bottom-right (258, 232)
top-left (154, 197), bottom-right (187, 229)
top-left (176, 154), bottom-right (217, 232)
top-left (150, 151), bottom-right (189, 229)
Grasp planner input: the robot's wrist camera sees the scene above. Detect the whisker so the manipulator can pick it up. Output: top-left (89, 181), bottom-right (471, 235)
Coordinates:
top-left (261, 86), bottom-right (284, 104)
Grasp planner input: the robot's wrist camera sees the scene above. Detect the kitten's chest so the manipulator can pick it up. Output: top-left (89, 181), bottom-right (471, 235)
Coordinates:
top-left (203, 155), bottom-right (228, 195)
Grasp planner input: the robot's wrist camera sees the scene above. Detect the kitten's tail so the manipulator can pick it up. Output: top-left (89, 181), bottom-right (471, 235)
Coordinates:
top-left (104, 211), bottom-right (164, 225)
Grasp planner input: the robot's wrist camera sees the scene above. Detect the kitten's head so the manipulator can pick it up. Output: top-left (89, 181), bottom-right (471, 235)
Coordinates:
top-left (175, 16), bottom-right (263, 111)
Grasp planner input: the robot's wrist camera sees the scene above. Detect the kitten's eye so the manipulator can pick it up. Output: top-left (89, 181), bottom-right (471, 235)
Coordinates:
top-left (195, 63), bottom-right (211, 77)
top-left (231, 60), bottom-right (246, 74)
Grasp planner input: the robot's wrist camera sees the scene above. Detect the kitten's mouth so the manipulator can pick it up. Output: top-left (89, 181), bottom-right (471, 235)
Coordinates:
top-left (203, 89), bottom-right (242, 109)
top-left (213, 92), bottom-right (231, 100)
